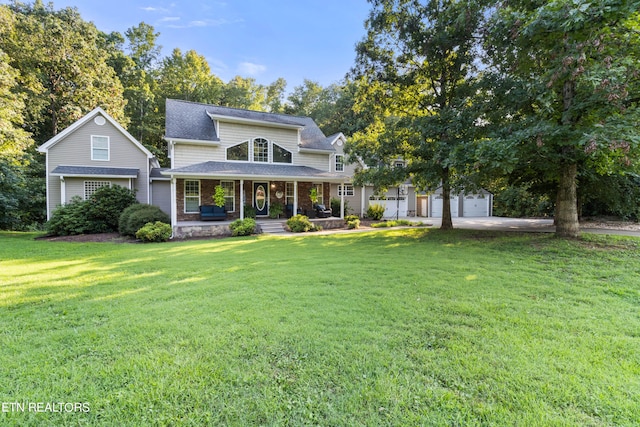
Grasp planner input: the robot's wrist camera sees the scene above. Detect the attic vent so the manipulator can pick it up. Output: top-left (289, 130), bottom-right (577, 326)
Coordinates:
top-left (94, 116), bottom-right (106, 126)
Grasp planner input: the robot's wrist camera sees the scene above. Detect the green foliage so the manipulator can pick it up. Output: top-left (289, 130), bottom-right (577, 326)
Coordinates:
top-left (484, 0), bottom-right (640, 236)
top-left (493, 185), bottom-right (553, 218)
top-left (243, 204), bottom-right (257, 219)
top-left (229, 218), bottom-right (256, 237)
top-left (366, 204), bottom-right (385, 220)
top-left (330, 197), bottom-right (351, 217)
top-left (86, 185), bottom-right (138, 231)
top-left (119, 204), bottom-right (170, 237)
top-left (46, 186), bottom-right (137, 236)
top-left (45, 196), bottom-right (93, 236)
top-left (345, 215), bottom-right (360, 229)
top-left (212, 184), bottom-right (226, 208)
top-left (286, 214), bottom-right (318, 233)
top-left (268, 202), bottom-right (284, 219)
top-left (135, 221), bottom-right (171, 242)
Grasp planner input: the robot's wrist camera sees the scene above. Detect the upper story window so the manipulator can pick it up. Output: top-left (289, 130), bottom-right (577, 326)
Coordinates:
top-left (227, 141), bottom-right (248, 161)
top-left (273, 143), bottom-right (292, 164)
top-left (335, 154), bottom-right (344, 172)
top-left (91, 135), bottom-right (109, 161)
top-left (226, 137), bottom-right (292, 164)
top-left (253, 138), bottom-right (269, 163)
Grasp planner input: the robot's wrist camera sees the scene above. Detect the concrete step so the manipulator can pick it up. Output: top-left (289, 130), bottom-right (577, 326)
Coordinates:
top-left (257, 221), bottom-right (288, 234)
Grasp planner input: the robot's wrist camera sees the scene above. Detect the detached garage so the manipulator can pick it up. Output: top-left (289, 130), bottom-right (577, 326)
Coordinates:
top-left (428, 189), bottom-right (492, 218)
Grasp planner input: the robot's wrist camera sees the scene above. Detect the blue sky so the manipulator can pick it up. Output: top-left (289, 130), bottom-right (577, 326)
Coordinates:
top-left (25, 1), bottom-right (372, 90)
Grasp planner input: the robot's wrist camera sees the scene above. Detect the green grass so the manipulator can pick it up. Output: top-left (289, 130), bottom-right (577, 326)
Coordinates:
top-left (1, 229), bottom-right (639, 426)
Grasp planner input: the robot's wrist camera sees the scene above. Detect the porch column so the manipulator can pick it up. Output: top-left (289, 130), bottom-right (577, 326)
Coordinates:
top-left (361, 185), bottom-right (366, 217)
top-left (170, 177), bottom-right (177, 229)
top-left (340, 181), bottom-right (345, 219)
top-left (240, 179), bottom-right (244, 219)
top-left (60, 176), bottom-right (66, 205)
top-left (293, 181), bottom-right (298, 215)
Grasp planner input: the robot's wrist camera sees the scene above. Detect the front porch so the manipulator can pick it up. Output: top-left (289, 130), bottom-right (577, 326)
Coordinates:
top-left (173, 217), bottom-right (346, 239)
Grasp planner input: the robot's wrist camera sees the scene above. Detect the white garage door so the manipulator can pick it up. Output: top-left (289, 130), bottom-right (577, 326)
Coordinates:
top-left (430, 195), bottom-right (459, 218)
top-left (462, 194), bottom-right (489, 217)
top-left (370, 197), bottom-right (408, 218)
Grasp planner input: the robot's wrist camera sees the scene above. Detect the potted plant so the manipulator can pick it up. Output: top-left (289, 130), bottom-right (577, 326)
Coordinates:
top-left (209, 184), bottom-right (226, 218)
top-left (307, 187), bottom-right (318, 218)
top-left (269, 202), bottom-right (284, 219)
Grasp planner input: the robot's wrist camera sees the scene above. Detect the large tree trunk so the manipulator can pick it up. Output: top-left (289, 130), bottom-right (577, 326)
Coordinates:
top-left (555, 162), bottom-right (579, 238)
top-left (440, 168), bottom-right (453, 230)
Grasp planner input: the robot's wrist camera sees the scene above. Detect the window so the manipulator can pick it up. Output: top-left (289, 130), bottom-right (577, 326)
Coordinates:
top-left (273, 143), bottom-right (292, 164)
top-left (227, 141), bottom-right (248, 161)
top-left (338, 184), bottom-right (354, 197)
top-left (84, 181), bottom-right (110, 199)
top-left (253, 138), bottom-right (269, 162)
top-left (285, 182), bottom-right (295, 206)
top-left (335, 154), bottom-right (344, 172)
top-left (221, 180), bottom-right (235, 212)
top-left (91, 136), bottom-right (109, 161)
top-left (184, 180), bottom-right (200, 213)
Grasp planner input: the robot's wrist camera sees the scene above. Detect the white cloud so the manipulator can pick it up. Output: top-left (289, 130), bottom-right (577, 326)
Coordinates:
top-left (141, 6), bottom-right (170, 13)
top-left (238, 62), bottom-right (267, 76)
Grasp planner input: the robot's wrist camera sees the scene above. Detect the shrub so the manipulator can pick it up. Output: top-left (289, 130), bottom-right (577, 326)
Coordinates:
top-left (229, 218), bottom-right (256, 236)
top-left (46, 197), bottom-right (93, 236)
top-left (367, 204), bottom-right (385, 220)
top-left (345, 215), bottom-right (360, 229)
top-left (243, 204), bottom-right (257, 219)
top-left (119, 204), bottom-right (170, 237)
top-left (46, 185), bottom-right (139, 236)
top-left (330, 197), bottom-right (351, 217)
top-left (286, 214), bottom-right (316, 232)
top-left (85, 185), bottom-right (138, 231)
top-left (135, 221), bottom-right (172, 242)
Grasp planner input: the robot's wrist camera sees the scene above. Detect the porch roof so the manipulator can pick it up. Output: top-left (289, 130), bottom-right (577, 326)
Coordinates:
top-left (51, 165), bottom-right (139, 178)
top-left (162, 161), bottom-right (347, 182)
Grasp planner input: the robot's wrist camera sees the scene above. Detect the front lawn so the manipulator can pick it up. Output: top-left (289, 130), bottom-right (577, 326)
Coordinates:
top-left (0, 230), bottom-right (638, 426)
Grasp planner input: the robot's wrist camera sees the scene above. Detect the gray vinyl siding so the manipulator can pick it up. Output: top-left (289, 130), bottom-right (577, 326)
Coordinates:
top-left (46, 115), bottom-right (150, 216)
top-left (151, 180), bottom-right (172, 216)
top-left (63, 178), bottom-right (131, 204)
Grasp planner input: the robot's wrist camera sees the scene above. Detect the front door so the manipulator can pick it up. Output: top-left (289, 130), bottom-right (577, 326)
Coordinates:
top-left (254, 182), bottom-right (268, 216)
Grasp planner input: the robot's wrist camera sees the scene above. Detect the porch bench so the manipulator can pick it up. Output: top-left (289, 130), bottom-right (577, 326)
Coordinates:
top-left (199, 205), bottom-right (226, 221)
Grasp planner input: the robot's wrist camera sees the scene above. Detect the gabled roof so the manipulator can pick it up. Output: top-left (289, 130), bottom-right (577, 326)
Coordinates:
top-left (37, 107), bottom-right (154, 158)
top-left (164, 99), bottom-right (336, 152)
top-left (162, 160), bottom-right (346, 182)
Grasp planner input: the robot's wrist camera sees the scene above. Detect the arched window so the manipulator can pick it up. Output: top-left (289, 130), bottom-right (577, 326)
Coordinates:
top-left (253, 138), bottom-right (269, 162)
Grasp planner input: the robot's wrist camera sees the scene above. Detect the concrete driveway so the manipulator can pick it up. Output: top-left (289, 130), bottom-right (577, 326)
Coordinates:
top-left (423, 216), bottom-right (640, 237)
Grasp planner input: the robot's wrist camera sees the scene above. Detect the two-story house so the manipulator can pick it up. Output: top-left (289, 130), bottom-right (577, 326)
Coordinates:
top-left (161, 99), bottom-right (349, 227)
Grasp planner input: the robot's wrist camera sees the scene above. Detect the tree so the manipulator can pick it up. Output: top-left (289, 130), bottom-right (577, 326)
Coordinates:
top-left (1, 0), bottom-right (127, 141)
top-left (484, 0), bottom-right (640, 237)
top-left (350, 0), bottom-right (488, 229)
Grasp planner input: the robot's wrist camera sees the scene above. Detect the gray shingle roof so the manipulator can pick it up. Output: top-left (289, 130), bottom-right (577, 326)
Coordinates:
top-left (163, 161), bottom-right (345, 181)
top-left (165, 99), bottom-right (335, 152)
top-left (51, 166), bottom-right (139, 177)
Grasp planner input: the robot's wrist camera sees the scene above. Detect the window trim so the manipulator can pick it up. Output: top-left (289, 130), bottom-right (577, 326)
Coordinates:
top-left (184, 179), bottom-right (201, 214)
top-left (335, 154), bottom-right (344, 172)
top-left (338, 184), bottom-right (354, 197)
top-left (91, 135), bottom-right (110, 161)
top-left (221, 180), bottom-right (235, 212)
